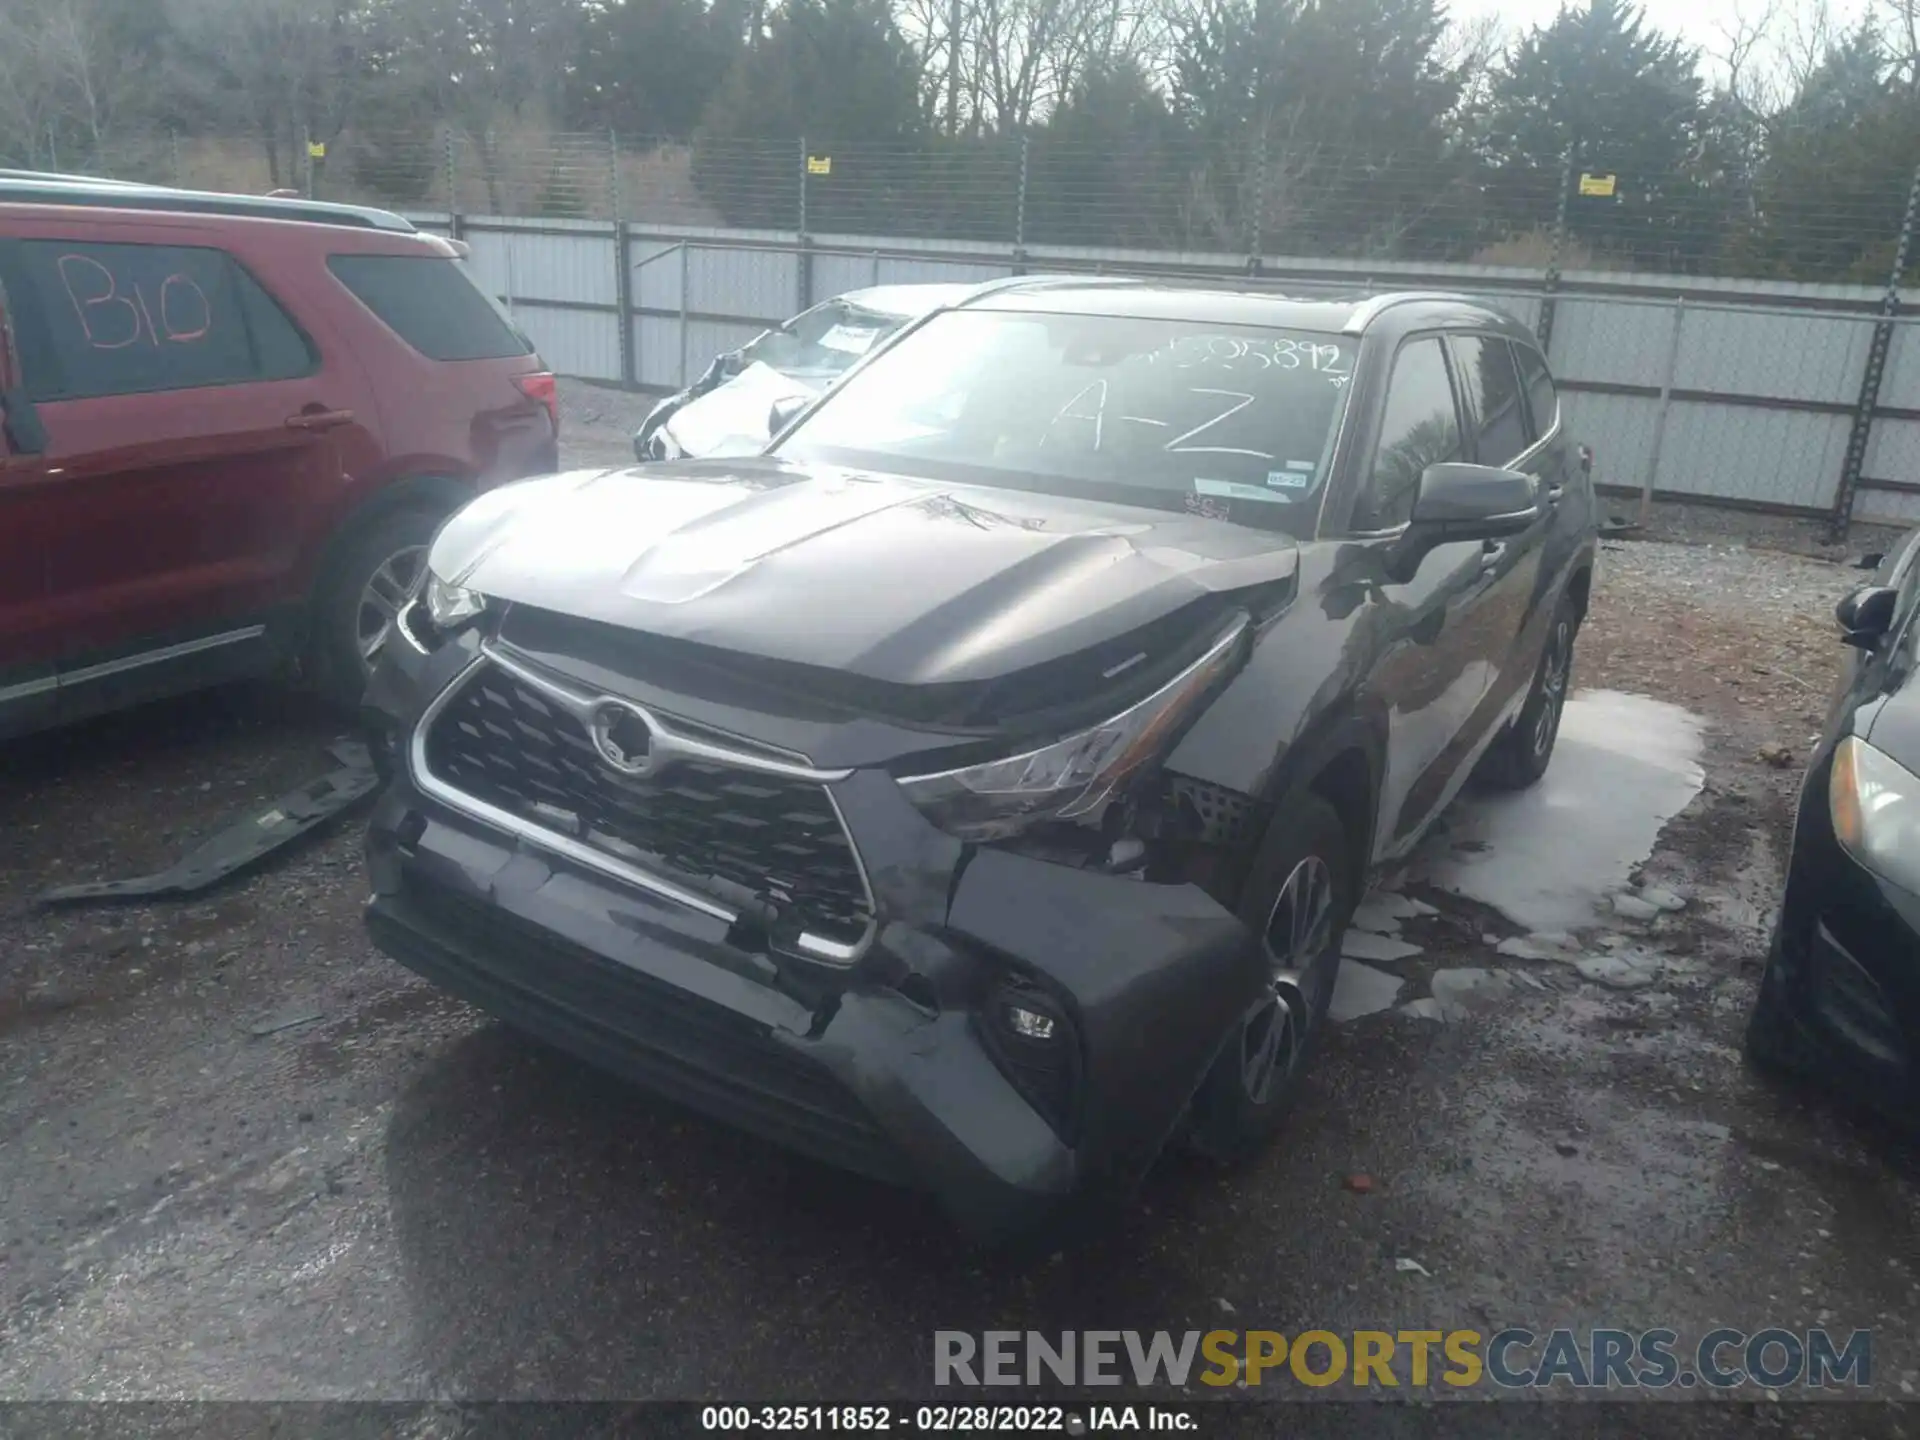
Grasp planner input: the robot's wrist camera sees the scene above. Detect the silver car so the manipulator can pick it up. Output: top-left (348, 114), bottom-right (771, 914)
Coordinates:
top-left (633, 283), bottom-right (981, 461)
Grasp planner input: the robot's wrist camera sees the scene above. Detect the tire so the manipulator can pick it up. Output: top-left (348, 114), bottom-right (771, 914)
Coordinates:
top-left (1188, 792), bottom-right (1356, 1163)
top-left (307, 503), bottom-right (444, 711)
top-left (1744, 928), bottom-right (1812, 1078)
top-left (1477, 592), bottom-right (1578, 792)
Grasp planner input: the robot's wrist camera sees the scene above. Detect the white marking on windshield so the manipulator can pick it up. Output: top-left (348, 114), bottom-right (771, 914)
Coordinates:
top-left (1166, 389), bottom-right (1274, 460)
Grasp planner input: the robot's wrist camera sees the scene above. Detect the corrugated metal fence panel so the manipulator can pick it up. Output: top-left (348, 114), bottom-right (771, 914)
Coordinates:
top-left (689, 246), bottom-right (800, 324)
top-left (1865, 417), bottom-right (1920, 485)
top-left (634, 316), bottom-right (681, 390)
top-left (516, 307), bottom-right (622, 384)
top-left (1562, 391), bottom-right (1657, 495)
top-left (1881, 322), bottom-right (1920, 412)
top-left (1660, 403), bottom-right (1850, 510)
top-left (1677, 307), bottom-right (1872, 403)
top-left (443, 213), bottom-right (1920, 519)
top-left (1549, 299), bottom-right (1681, 386)
top-left (1857, 488), bottom-right (1920, 525)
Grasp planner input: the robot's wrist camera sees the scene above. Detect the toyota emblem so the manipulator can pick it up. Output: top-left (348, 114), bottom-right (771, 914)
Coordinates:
top-left (590, 701), bottom-right (656, 775)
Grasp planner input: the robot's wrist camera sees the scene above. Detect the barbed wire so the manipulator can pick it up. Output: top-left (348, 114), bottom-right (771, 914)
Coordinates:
top-left (55, 127), bottom-right (1920, 286)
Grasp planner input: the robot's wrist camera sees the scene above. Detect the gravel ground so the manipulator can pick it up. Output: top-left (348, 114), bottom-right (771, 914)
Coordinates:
top-left (2, 400), bottom-right (1919, 1431)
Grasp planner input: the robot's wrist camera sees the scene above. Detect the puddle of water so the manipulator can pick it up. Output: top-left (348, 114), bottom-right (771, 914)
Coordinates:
top-left (1416, 690), bottom-right (1706, 934)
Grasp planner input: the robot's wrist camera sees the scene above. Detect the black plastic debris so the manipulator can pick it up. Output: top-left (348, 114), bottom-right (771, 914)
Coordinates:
top-left (38, 740), bottom-right (379, 908)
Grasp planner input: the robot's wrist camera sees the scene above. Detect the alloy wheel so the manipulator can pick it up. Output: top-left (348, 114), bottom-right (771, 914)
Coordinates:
top-left (1241, 854), bottom-right (1337, 1105)
top-left (355, 544), bottom-right (427, 673)
top-left (1532, 616), bottom-right (1573, 758)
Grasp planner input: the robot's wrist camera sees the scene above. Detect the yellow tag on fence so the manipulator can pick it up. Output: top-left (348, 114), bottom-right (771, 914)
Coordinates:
top-left (806, 155), bottom-right (832, 176)
top-left (1578, 172), bottom-right (1616, 197)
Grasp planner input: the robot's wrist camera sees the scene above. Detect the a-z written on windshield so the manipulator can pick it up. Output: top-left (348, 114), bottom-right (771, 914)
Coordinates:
top-left (775, 309), bottom-right (1356, 536)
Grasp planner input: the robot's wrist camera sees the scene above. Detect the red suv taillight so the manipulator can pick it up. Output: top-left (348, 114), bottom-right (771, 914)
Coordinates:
top-left (514, 372), bottom-right (559, 435)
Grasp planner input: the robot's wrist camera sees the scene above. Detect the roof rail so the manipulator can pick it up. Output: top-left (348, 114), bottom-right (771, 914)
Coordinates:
top-left (1340, 291), bottom-right (1483, 333)
top-left (0, 172), bottom-right (415, 233)
top-left (949, 273), bottom-right (1143, 307)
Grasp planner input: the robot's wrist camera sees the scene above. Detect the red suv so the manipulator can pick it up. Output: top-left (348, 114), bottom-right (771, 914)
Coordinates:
top-left (0, 177), bottom-right (558, 738)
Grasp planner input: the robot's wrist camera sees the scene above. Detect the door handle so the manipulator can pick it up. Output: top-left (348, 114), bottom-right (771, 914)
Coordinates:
top-left (285, 409), bottom-right (354, 432)
top-left (1480, 540), bottom-right (1507, 570)
top-left (1545, 483), bottom-right (1565, 507)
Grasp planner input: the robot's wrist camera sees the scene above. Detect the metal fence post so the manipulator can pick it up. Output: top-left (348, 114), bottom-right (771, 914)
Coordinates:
top-left (608, 130), bottom-right (622, 222)
top-left (1640, 297), bottom-right (1686, 527)
top-left (1013, 134), bottom-right (1030, 273)
top-left (445, 129), bottom-right (462, 238)
top-left (1537, 145), bottom-right (1576, 354)
top-left (1245, 127), bottom-right (1267, 275)
top-left (1831, 161), bottom-right (1920, 542)
top-left (797, 137), bottom-right (814, 311)
top-left (679, 242), bottom-right (692, 389)
top-left (615, 220), bottom-right (635, 389)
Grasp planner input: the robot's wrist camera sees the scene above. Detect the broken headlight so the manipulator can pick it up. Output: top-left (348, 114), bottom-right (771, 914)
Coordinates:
top-left (897, 618), bottom-right (1247, 842)
top-left (1830, 736), bottom-right (1920, 894)
top-left (424, 572), bottom-right (487, 630)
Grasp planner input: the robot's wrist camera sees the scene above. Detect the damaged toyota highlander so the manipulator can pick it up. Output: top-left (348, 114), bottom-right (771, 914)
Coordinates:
top-left (360, 281), bottom-right (1598, 1240)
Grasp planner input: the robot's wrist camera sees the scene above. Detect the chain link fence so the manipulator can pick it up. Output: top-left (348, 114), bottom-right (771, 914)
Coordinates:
top-left (66, 127), bottom-right (1920, 286)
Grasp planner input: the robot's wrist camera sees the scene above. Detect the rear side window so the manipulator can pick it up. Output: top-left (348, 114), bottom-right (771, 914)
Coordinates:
top-left (1516, 345), bottom-right (1560, 439)
top-left (328, 254), bottom-right (533, 362)
top-left (1451, 336), bottom-right (1530, 466)
top-left (5, 240), bottom-right (315, 401)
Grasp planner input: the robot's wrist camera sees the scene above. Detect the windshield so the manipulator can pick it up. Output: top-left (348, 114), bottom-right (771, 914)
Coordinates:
top-left (772, 309), bottom-right (1355, 537)
top-left (739, 299), bottom-right (904, 378)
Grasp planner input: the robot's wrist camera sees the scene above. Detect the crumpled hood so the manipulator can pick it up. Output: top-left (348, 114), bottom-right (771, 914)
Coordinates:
top-left (663, 361), bottom-right (819, 458)
top-left (434, 459), bottom-right (1298, 686)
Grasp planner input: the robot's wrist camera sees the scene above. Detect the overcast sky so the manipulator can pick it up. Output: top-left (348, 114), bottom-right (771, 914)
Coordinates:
top-left (1449, 0), bottom-right (1874, 83)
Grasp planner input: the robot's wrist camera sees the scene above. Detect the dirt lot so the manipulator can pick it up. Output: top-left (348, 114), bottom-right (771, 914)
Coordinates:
top-left (3, 385), bottom-right (1919, 1432)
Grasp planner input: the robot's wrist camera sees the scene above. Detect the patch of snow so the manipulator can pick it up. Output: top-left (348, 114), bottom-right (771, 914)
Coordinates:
top-left (1496, 934), bottom-right (1577, 962)
top-left (1416, 690), bottom-right (1705, 933)
top-left (1329, 960), bottom-right (1406, 1022)
top-left (1429, 966), bottom-right (1532, 1021)
top-left (1342, 930), bottom-right (1424, 963)
top-left (1351, 891), bottom-right (1436, 934)
top-left (1576, 949), bottom-right (1663, 990)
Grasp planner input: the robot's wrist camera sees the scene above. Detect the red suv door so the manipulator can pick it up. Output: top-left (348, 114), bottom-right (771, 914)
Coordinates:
top-left (0, 217), bottom-right (379, 720)
top-left (0, 269), bottom-right (55, 736)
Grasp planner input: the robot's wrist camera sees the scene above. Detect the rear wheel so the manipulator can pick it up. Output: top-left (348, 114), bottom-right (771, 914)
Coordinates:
top-left (1189, 793), bottom-right (1355, 1162)
top-left (308, 504), bottom-right (443, 710)
top-left (1477, 593), bottom-right (1577, 792)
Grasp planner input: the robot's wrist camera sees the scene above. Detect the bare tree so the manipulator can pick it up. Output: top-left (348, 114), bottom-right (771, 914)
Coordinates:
top-left (166, 0), bottom-right (374, 187)
top-left (1882, 0), bottom-right (1920, 89)
top-left (0, 0), bottom-right (150, 171)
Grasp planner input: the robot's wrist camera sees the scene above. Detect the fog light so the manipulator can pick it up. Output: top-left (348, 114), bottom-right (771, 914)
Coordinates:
top-left (1007, 1005), bottom-right (1057, 1041)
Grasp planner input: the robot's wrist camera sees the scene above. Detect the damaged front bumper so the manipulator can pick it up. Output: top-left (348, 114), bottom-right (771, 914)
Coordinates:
top-left (361, 630), bottom-right (1269, 1240)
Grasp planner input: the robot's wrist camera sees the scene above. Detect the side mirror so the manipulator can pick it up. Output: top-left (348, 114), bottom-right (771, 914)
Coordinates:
top-left (768, 393), bottom-right (809, 437)
top-left (1837, 585), bottom-right (1898, 650)
top-left (1409, 462), bottom-right (1540, 536)
top-left (1386, 464), bottom-right (1539, 581)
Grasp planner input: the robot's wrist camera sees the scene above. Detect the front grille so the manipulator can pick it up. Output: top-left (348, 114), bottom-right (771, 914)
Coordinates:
top-left (421, 660), bottom-right (872, 948)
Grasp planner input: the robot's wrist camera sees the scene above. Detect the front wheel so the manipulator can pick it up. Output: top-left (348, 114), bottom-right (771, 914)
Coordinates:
top-left (1188, 793), bottom-right (1355, 1162)
top-left (1476, 592), bottom-right (1578, 792)
top-left (308, 504), bottom-right (444, 710)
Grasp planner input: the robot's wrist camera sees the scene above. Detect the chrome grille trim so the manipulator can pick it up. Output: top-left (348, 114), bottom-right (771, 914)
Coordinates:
top-left (408, 651), bottom-right (877, 964)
